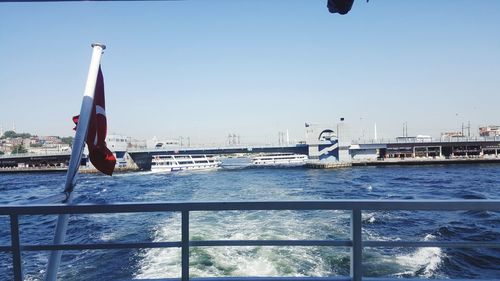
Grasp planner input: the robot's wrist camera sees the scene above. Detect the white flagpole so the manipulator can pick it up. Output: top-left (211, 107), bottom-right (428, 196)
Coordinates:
top-left (45, 43), bottom-right (106, 281)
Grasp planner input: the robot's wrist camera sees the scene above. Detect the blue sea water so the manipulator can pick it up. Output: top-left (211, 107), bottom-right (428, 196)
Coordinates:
top-left (0, 163), bottom-right (499, 280)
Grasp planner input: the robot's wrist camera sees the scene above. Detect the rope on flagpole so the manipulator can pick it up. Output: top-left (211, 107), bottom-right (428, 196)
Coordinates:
top-left (45, 43), bottom-right (106, 281)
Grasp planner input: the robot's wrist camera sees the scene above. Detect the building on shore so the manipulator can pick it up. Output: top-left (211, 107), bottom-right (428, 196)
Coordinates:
top-left (479, 125), bottom-right (500, 137)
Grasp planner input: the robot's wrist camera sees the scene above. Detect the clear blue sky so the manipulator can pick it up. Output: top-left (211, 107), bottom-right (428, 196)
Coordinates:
top-left (1, 0), bottom-right (499, 145)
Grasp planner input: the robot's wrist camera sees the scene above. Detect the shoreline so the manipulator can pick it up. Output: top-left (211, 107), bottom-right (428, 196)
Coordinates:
top-left (1, 157), bottom-right (500, 173)
top-left (0, 166), bottom-right (139, 174)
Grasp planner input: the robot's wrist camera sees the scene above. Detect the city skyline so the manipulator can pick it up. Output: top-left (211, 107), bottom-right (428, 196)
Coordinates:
top-left (1, 0), bottom-right (499, 145)
top-left (0, 119), bottom-right (495, 146)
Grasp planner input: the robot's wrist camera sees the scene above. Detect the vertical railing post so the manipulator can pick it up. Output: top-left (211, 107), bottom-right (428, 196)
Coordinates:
top-left (350, 209), bottom-right (362, 281)
top-left (10, 214), bottom-right (23, 281)
top-left (181, 210), bottom-right (189, 281)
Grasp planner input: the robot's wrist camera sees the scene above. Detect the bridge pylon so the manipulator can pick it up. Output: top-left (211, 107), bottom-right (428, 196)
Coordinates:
top-left (305, 120), bottom-right (351, 162)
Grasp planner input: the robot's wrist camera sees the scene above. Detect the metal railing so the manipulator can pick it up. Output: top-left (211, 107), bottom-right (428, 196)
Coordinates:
top-left (352, 135), bottom-right (500, 145)
top-left (1, 200), bottom-right (500, 281)
top-left (0, 151), bottom-right (72, 159)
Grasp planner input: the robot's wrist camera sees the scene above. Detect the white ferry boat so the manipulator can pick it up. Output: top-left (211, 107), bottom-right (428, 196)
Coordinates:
top-left (252, 153), bottom-right (308, 166)
top-left (151, 154), bottom-right (221, 172)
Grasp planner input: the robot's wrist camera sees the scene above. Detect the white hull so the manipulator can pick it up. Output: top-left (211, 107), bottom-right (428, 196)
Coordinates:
top-left (252, 154), bottom-right (308, 166)
top-left (151, 154), bottom-right (221, 172)
top-left (151, 163), bottom-right (220, 172)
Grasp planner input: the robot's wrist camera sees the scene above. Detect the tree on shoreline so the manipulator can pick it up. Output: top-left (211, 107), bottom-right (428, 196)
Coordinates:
top-left (61, 136), bottom-right (74, 146)
top-left (1, 130), bottom-right (32, 139)
top-left (11, 144), bottom-right (28, 154)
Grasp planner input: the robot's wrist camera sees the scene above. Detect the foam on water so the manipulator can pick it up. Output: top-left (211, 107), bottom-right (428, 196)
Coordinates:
top-left (113, 171), bottom-right (156, 177)
top-left (135, 209), bottom-right (350, 278)
top-left (362, 212), bottom-right (377, 224)
top-left (2, 165), bottom-right (499, 280)
top-left (393, 234), bottom-right (443, 277)
top-left (134, 214), bottom-right (181, 278)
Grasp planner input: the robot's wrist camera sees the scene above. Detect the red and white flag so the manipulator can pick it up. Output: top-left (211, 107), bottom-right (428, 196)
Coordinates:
top-left (74, 66), bottom-right (116, 175)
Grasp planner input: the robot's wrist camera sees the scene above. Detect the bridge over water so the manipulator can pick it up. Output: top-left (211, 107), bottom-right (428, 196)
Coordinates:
top-left (2, 138), bottom-right (500, 171)
top-left (127, 144), bottom-right (309, 171)
top-left (0, 152), bottom-right (73, 168)
top-left (2, 124), bottom-right (500, 170)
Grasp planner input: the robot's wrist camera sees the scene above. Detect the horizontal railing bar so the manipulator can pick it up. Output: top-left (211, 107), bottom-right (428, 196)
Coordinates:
top-left (118, 277), bottom-right (499, 281)
top-left (2, 200), bottom-right (500, 215)
top-left (119, 277), bottom-right (352, 281)
top-left (0, 246), bottom-right (12, 252)
top-left (192, 278), bottom-right (350, 281)
top-left (22, 241), bottom-right (181, 251)
top-left (192, 278), bottom-right (351, 281)
top-left (15, 239), bottom-right (500, 252)
top-left (364, 241), bottom-right (500, 248)
top-left (191, 240), bottom-right (352, 247)
top-left (364, 278), bottom-right (499, 281)
top-left (190, 276), bottom-right (351, 281)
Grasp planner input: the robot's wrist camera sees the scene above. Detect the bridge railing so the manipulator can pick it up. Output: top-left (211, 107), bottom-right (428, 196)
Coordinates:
top-left (353, 135), bottom-right (500, 145)
top-left (0, 151), bottom-right (72, 159)
top-left (1, 200), bottom-right (499, 281)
